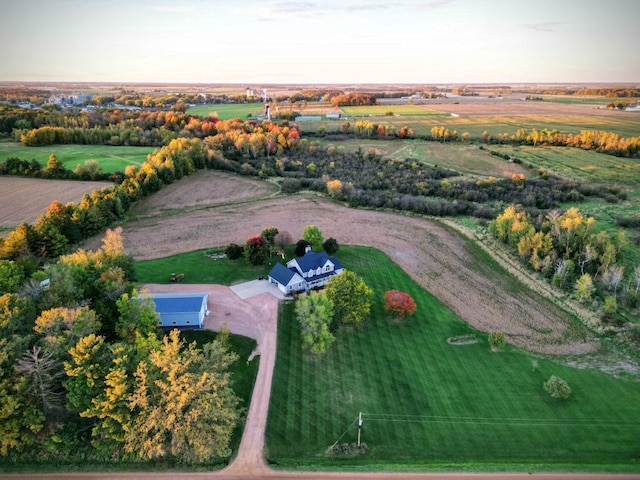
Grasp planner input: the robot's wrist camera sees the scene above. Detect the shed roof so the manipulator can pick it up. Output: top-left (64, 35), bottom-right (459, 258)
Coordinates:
top-left (148, 293), bottom-right (207, 314)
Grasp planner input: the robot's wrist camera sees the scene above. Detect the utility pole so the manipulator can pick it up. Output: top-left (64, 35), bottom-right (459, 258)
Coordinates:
top-left (357, 412), bottom-right (363, 446)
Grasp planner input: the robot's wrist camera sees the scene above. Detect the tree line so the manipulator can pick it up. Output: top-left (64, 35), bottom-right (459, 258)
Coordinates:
top-left (0, 228), bottom-right (241, 465)
top-left (490, 206), bottom-right (640, 341)
top-left (0, 120), bottom-right (301, 269)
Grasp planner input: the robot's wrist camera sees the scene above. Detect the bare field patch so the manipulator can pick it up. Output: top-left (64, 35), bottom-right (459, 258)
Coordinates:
top-left (109, 193), bottom-right (597, 355)
top-left (128, 170), bottom-right (277, 216)
top-left (424, 100), bottom-right (626, 117)
top-left (0, 177), bottom-right (112, 227)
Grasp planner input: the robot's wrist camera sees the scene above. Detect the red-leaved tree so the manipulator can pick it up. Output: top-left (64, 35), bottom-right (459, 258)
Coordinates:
top-left (383, 290), bottom-right (416, 319)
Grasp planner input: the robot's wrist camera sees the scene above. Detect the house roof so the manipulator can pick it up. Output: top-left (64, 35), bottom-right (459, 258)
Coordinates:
top-left (268, 262), bottom-right (302, 286)
top-left (291, 250), bottom-right (342, 272)
top-left (147, 293), bottom-right (207, 314)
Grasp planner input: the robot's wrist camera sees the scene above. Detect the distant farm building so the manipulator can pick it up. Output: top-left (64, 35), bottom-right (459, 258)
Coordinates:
top-left (326, 112), bottom-right (344, 120)
top-left (145, 292), bottom-right (210, 329)
top-left (295, 115), bottom-right (322, 121)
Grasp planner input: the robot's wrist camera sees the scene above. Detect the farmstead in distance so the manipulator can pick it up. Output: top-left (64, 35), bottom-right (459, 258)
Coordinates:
top-left (268, 249), bottom-right (343, 294)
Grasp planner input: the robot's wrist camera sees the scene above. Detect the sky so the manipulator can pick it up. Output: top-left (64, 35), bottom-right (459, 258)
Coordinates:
top-left (0, 0), bottom-right (639, 84)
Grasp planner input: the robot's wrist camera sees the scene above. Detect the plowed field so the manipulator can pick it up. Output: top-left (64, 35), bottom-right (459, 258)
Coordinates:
top-left (0, 177), bottom-right (112, 227)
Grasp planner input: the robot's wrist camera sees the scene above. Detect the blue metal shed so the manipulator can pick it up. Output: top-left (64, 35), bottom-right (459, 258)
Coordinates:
top-left (147, 292), bottom-right (209, 329)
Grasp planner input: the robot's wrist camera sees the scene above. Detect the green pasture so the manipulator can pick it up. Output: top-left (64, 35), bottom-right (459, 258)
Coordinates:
top-left (340, 105), bottom-right (448, 117)
top-left (297, 114), bottom-right (640, 138)
top-left (315, 138), bottom-right (528, 178)
top-left (0, 142), bottom-right (153, 174)
top-left (134, 248), bottom-right (272, 286)
top-left (265, 246), bottom-right (640, 471)
top-left (487, 145), bottom-right (640, 185)
top-left (187, 103), bottom-right (264, 120)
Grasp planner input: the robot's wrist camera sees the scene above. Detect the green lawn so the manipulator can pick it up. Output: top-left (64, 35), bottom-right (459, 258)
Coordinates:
top-left (341, 105), bottom-right (448, 117)
top-left (134, 248), bottom-right (273, 286)
top-left (187, 103), bottom-right (264, 120)
top-left (487, 145), bottom-right (640, 185)
top-left (265, 246), bottom-right (640, 471)
top-left (0, 142), bottom-right (153, 173)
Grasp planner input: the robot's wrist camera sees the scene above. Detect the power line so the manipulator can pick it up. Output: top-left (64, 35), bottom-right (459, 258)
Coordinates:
top-left (361, 413), bottom-right (640, 428)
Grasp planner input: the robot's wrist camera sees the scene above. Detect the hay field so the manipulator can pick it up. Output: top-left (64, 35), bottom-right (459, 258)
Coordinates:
top-left (0, 177), bottom-right (113, 227)
top-left (0, 143), bottom-right (153, 174)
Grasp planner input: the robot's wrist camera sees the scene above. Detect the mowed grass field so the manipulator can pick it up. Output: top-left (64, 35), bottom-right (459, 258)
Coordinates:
top-left (315, 138), bottom-right (529, 178)
top-left (298, 113), bottom-right (640, 138)
top-left (487, 145), bottom-right (640, 185)
top-left (134, 249), bottom-right (271, 286)
top-left (187, 103), bottom-right (264, 120)
top-left (0, 142), bottom-right (153, 173)
top-left (265, 246), bottom-right (640, 470)
top-left (340, 105), bottom-right (448, 117)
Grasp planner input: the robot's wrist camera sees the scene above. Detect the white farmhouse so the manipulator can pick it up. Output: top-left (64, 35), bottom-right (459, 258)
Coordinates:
top-left (268, 249), bottom-right (343, 294)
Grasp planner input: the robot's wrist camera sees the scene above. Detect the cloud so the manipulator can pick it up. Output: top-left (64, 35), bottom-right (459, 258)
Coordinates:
top-left (526, 22), bottom-right (567, 32)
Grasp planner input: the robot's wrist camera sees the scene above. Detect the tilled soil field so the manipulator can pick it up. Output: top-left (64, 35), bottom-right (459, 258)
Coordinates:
top-left (116, 194), bottom-right (598, 355)
top-left (128, 170), bottom-right (277, 217)
top-left (0, 177), bottom-right (113, 227)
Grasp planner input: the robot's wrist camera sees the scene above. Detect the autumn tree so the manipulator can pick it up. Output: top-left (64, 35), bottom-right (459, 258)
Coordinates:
top-left (261, 227), bottom-right (279, 246)
top-left (303, 225), bottom-right (324, 251)
top-left (383, 290), bottom-right (416, 319)
top-left (325, 270), bottom-right (373, 326)
top-left (244, 234), bottom-right (268, 266)
top-left (34, 306), bottom-right (101, 361)
top-left (326, 179), bottom-right (343, 198)
top-left (126, 330), bottom-right (241, 463)
top-left (295, 291), bottom-right (335, 354)
top-left (575, 274), bottom-right (595, 303)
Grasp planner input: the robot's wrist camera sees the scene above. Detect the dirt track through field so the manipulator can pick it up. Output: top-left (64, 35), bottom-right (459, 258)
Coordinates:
top-left (122, 194), bottom-right (597, 355)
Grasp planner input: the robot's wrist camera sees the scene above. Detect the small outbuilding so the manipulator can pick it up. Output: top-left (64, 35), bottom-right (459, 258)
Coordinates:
top-left (145, 292), bottom-right (210, 329)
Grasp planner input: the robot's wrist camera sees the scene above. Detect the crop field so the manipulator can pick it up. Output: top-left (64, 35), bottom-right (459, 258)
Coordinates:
top-left (299, 100), bottom-right (640, 137)
top-left (0, 176), bottom-right (113, 227)
top-left (487, 145), bottom-right (640, 185)
top-left (187, 102), bottom-right (264, 120)
top-left (340, 105), bottom-right (447, 117)
top-left (0, 142), bottom-right (153, 173)
top-left (128, 169), bottom-right (276, 217)
top-left (265, 246), bottom-right (640, 470)
top-left (315, 138), bottom-right (529, 178)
